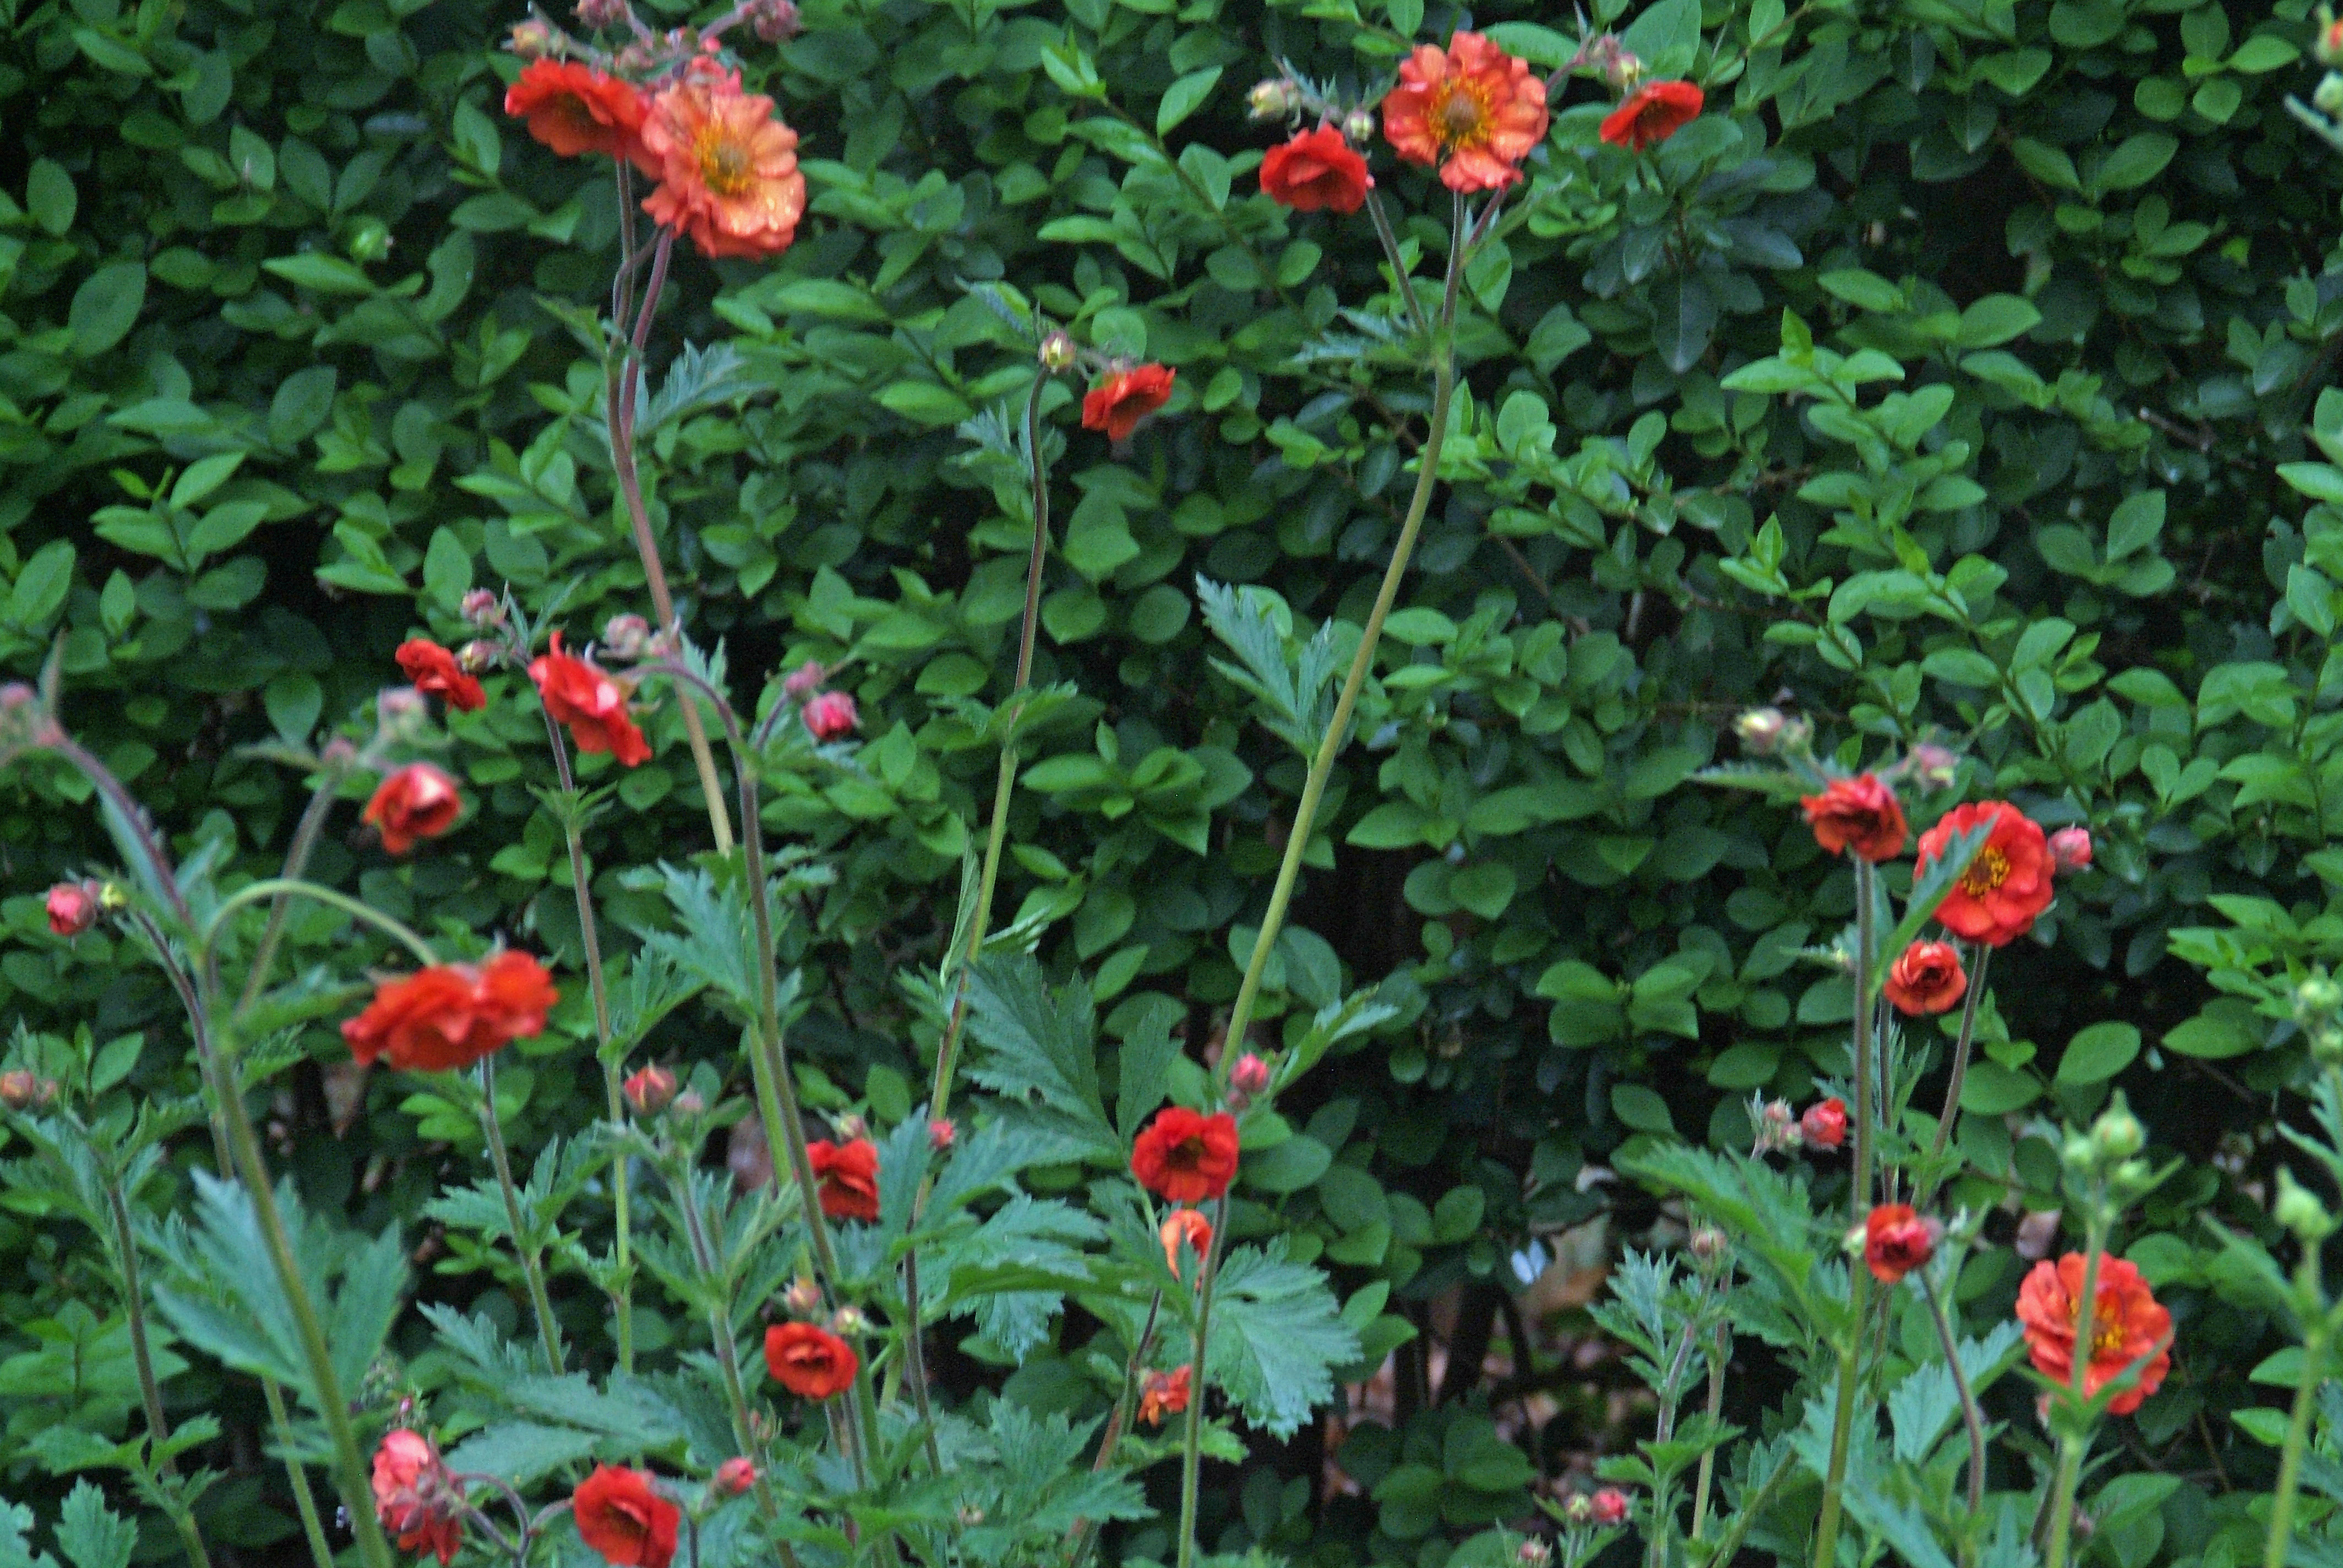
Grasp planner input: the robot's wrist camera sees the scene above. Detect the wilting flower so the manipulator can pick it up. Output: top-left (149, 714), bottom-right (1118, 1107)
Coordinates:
top-left (1131, 1107), bottom-right (1240, 1202)
top-left (573, 1466), bottom-right (680, 1568)
top-left (1598, 80), bottom-right (1704, 151)
top-left (1160, 1208), bottom-right (1213, 1277)
top-left (504, 59), bottom-right (653, 169)
top-left (1863, 1204), bottom-right (1941, 1284)
top-left (2016, 1253), bottom-right (2171, 1414)
top-left (340, 952), bottom-right (559, 1073)
top-left (372, 1430), bottom-right (464, 1566)
top-left (712, 1457), bottom-right (758, 1496)
top-left (1589, 1488), bottom-right (1631, 1527)
top-left (623, 1064), bottom-right (676, 1114)
top-left (1138, 1365), bottom-right (1192, 1426)
top-left (1800, 1097), bottom-right (1846, 1151)
top-left (1260, 124), bottom-right (1372, 214)
top-left (640, 69), bottom-right (806, 259)
top-left (45, 881), bottom-right (99, 938)
top-left (1884, 940), bottom-right (1968, 1016)
top-left (1381, 31), bottom-right (1550, 191)
top-left (807, 1137), bottom-right (880, 1222)
top-left (1081, 365), bottom-right (1175, 442)
top-left (803, 691), bottom-right (858, 742)
top-left (1919, 802), bottom-right (2055, 947)
top-left (1801, 773), bottom-right (1908, 862)
top-left (363, 764), bottom-right (464, 856)
top-left (531, 633), bottom-right (652, 767)
top-left (765, 1321), bottom-right (858, 1399)
top-left (2050, 825), bottom-right (2094, 872)
top-left (395, 640), bottom-right (487, 712)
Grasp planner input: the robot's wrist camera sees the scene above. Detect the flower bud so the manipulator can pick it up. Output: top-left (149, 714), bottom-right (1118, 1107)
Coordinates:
top-left (377, 687), bottom-right (428, 739)
top-left (2297, 974), bottom-right (2343, 1022)
top-left (2319, 72), bottom-right (2343, 113)
top-left (2062, 1131), bottom-right (2097, 1174)
top-left (1343, 107), bottom-right (1377, 144)
top-left (1246, 78), bottom-right (1301, 119)
top-left (1229, 1053), bottom-right (1271, 1096)
top-left (322, 736), bottom-right (360, 769)
top-left (1907, 742), bottom-right (1958, 788)
top-left (508, 18), bottom-right (556, 56)
top-left (783, 1276), bottom-right (823, 1316)
top-left (576, 0), bottom-right (628, 27)
top-left (1751, 1096), bottom-right (1799, 1155)
top-left (830, 1305), bottom-right (869, 1337)
top-left (457, 640), bottom-right (498, 674)
top-left (957, 1506), bottom-right (985, 1527)
top-left (2276, 1168), bottom-right (2335, 1242)
top-left (803, 691), bottom-right (859, 742)
top-left (461, 588), bottom-right (505, 627)
top-left (713, 1457), bottom-right (759, 1495)
top-left (1733, 706), bottom-right (1785, 755)
top-left (673, 1089), bottom-right (706, 1115)
top-left (747, 0), bottom-right (800, 41)
top-left (1515, 1540), bottom-right (1552, 1566)
top-left (2320, 12), bottom-right (2343, 66)
top-left (1687, 1226), bottom-right (1728, 1264)
top-left (928, 1118), bottom-right (956, 1151)
top-left (832, 1112), bottom-right (867, 1141)
top-left (0, 1069), bottom-right (43, 1110)
top-left (1799, 1097), bottom-right (1846, 1151)
top-left (2090, 1094), bottom-right (2143, 1161)
top-left (1038, 330), bottom-right (1077, 372)
top-left (1562, 1495), bottom-right (1595, 1527)
top-left (1589, 1489), bottom-right (1630, 1527)
top-left (601, 613), bottom-right (652, 661)
top-left (782, 658), bottom-right (825, 699)
top-left (623, 1064), bottom-right (677, 1115)
top-left (2050, 825), bottom-right (2093, 872)
top-left (45, 881), bottom-right (100, 938)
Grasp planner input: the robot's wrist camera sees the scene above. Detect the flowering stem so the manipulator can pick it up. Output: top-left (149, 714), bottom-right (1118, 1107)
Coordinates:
top-left (2041, 1221), bottom-right (2106, 1568)
top-left (1065, 1289), bottom-right (1164, 1567)
top-left (209, 879), bottom-right (440, 969)
top-left (236, 756), bottom-right (353, 1014)
top-left (1173, 1194), bottom-right (1232, 1568)
top-left (1688, 1321), bottom-right (1728, 1540)
top-left (1813, 859), bottom-right (1878, 1568)
top-left (2263, 1313), bottom-right (2332, 1568)
top-left (102, 1177), bottom-right (214, 1568)
top-left (1918, 1273), bottom-right (1987, 1519)
top-left (1924, 943), bottom-right (1991, 1187)
top-left (478, 1053), bottom-right (565, 1374)
top-left (45, 732), bottom-right (193, 929)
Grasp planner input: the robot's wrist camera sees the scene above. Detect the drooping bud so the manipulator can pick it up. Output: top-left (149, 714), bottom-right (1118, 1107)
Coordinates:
top-left (832, 1112), bottom-right (867, 1142)
top-left (2050, 825), bottom-right (2093, 872)
top-left (1733, 706), bottom-right (1785, 754)
top-left (461, 589), bottom-right (505, 627)
top-left (1246, 78), bottom-right (1301, 119)
top-left (0, 1069), bottom-right (43, 1110)
top-left (803, 692), bottom-right (859, 742)
top-left (623, 1064), bottom-right (677, 1115)
top-left (1038, 330), bottom-right (1077, 373)
top-left (2090, 1092), bottom-right (2143, 1161)
top-left (747, 0), bottom-right (800, 41)
top-left (45, 881), bottom-right (100, 938)
top-left (601, 614), bottom-right (652, 661)
top-left (1229, 1053), bottom-right (1271, 1096)
top-left (782, 659), bottom-right (825, 699)
top-left (457, 640), bottom-right (498, 674)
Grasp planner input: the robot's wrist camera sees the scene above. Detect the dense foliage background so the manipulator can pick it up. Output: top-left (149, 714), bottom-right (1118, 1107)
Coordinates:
top-left (10, 0), bottom-right (2343, 1554)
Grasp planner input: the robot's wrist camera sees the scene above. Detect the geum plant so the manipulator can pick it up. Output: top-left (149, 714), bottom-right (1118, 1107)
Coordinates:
top-left (0, 9), bottom-right (1704, 1568)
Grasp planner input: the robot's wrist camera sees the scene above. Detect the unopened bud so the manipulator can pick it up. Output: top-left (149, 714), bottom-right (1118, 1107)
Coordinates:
top-left (576, 0), bottom-right (626, 26)
top-left (2320, 13), bottom-right (2343, 66)
top-left (830, 1305), bottom-right (869, 1337)
top-left (782, 659), bottom-right (825, 699)
top-left (1229, 1053), bottom-right (1271, 1095)
top-left (748, 0), bottom-right (800, 40)
top-left (45, 881), bottom-right (100, 938)
top-left (957, 1506), bottom-right (985, 1527)
top-left (1038, 330), bottom-right (1077, 372)
top-left (1589, 1489), bottom-right (1630, 1527)
top-left (928, 1118), bottom-right (956, 1151)
top-left (1343, 107), bottom-right (1376, 144)
top-left (1908, 742), bottom-right (1958, 787)
top-left (1246, 78), bottom-right (1300, 119)
top-left (1734, 706), bottom-right (1786, 754)
top-left (378, 687), bottom-right (428, 737)
top-left (457, 640), bottom-right (498, 674)
top-left (672, 1089), bottom-right (705, 1115)
top-left (601, 614), bottom-right (651, 660)
top-left (461, 589), bottom-right (505, 627)
top-left (2298, 974), bottom-right (2343, 1021)
top-left (623, 1064), bottom-right (677, 1115)
top-left (2050, 825), bottom-right (2093, 872)
top-left (508, 18), bottom-right (556, 56)
top-left (832, 1112), bottom-right (867, 1141)
top-left (1562, 1495), bottom-right (1594, 1527)
top-left (783, 1276), bottom-right (822, 1316)
top-left (2090, 1093), bottom-right (2143, 1161)
top-left (322, 736), bottom-right (360, 769)
top-left (2319, 72), bottom-right (2343, 113)
top-left (713, 1457), bottom-right (758, 1495)
top-left (1514, 1540), bottom-right (1551, 1566)
top-left (0, 1069), bottom-right (42, 1110)
top-left (2276, 1168), bottom-right (2336, 1242)
top-left (1688, 1226), bottom-right (1728, 1263)
top-left (2062, 1132), bottom-right (2097, 1174)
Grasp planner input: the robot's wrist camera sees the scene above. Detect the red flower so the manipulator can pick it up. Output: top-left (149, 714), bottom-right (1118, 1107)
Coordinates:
top-left (1260, 125), bottom-right (1372, 213)
top-left (803, 691), bottom-right (858, 742)
top-left (1381, 31), bottom-right (1550, 192)
top-left (395, 640), bottom-right (486, 713)
top-left (362, 764), bottom-right (464, 856)
top-left (808, 1137), bottom-right (880, 1222)
top-left (1598, 80), bottom-right (1705, 151)
top-left (2050, 826), bottom-right (2094, 872)
top-left (1160, 1208), bottom-right (1213, 1277)
top-left (372, 1430), bottom-right (462, 1566)
top-left (531, 633), bottom-right (652, 767)
top-left (1799, 1098), bottom-right (1846, 1151)
top-left (1082, 365), bottom-right (1176, 442)
top-left (1138, 1365), bottom-right (1191, 1426)
top-left (45, 882), bottom-right (97, 937)
top-left (505, 59), bottom-right (652, 170)
top-left (2016, 1253), bottom-right (2171, 1415)
top-left (1863, 1204), bottom-right (1941, 1284)
top-left (1801, 773), bottom-right (1907, 862)
top-left (1918, 802), bottom-right (2055, 948)
top-left (1884, 940), bottom-right (1968, 1016)
top-left (764, 1321), bottom-right (858, 1399)
top-left (340, 951), bottom-right (559, 1073)
top-left (1131, 1107), bottom-right (1240, 1202)
top-left (573, 1466), bottom-right (680, 1568)
top-left (640, 69), bottom-right (805, 259)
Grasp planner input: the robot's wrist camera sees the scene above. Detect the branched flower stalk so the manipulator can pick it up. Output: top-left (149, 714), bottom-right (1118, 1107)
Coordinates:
top-left (1812, 858), bottom-right (1877, 1568)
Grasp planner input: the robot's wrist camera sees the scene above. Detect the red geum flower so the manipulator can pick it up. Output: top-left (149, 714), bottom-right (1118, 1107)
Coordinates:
top-left (1082, 365), bottom-right (1176, 442)
top-left (1598, 80), bottom-right (1705, 151)
top-left (340, 951), bottom-right (559, 1073)
top-left (807, 1137), bottom-right (880, 1222)
top-left (1800, 773), bottom-right (1908, 862)
top-left (1160, 1208), bottom-right (1213, 1277)
top-left (1130, 1107), bottom-right (1240, 1202)
top-left (1863, 1204), bottom-right (1942, 1284)
top-left (531, 633), bottom-right (652, 767)
top-left (802, 691), bottom-right (858, 742)
top-left (1138, 1365), bottom-right (1191, 1426)
top-left (395, 640), bottom-right (487, 712)
top-left (372, 1429), bottom-right (463, 1566)
top-left (1799, 1097), bottom-right (1846, 1151)
top-left (573, 1465), bottom-right (680, 1568)
top-left (1919, 802), bottom-right (2055, 948)
top-left (1260, 124), bottom-right (1372, 213)
top-left (712, 1458), bottom-right (758, 1496)
top-left (1381, 30), bottom-right (1550, 192)
top-left (45, 881), bottom-right (97, 938)
top-left (622, 1064), bottom-right (676, 1114)
top-left (1884, 940), bottom-right (1968, 1016)
top-left (640, 69), bottom-right (805, 259)
top-left (362, 764), bottom-right (464, 856)
top-left (1589, 1488), bottom-right (1631, 1527)
top-left (2016, 1253), bottom-right (2172, 1415)
top-left (764, 1321), bottom-right (858, 1400)
top-left (504, 59), bottom-right (653, 171)
top-left (2050, 825), bottom-right (2094, 872)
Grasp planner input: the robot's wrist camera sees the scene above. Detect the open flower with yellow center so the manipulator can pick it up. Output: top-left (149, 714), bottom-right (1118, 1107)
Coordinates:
top-left (1381, 31), bottom-right (1549, 192)
top-left (641, 68), bottom-right (806, 259)
top-left (1916, 800), bottom-right (2053, 947)
top-left (2015, 1253), bottom-right (2171, 1415)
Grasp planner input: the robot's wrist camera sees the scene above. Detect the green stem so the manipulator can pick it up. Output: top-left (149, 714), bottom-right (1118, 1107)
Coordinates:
top-left (2042, 1224), bottom-right (2106, 1568)
top-left (1174, 1194), bottom-right (1232, 1568)
top-left (478, 1054), bottom-right (565, 1374)
top-left (1920, 1273), bottom-right (1987, 1521)
top-left (2264, 1317), bottom-right (2330, 1568)
top-left (1924, 943), bottom-right (1991, 1193)
top-left (212, 879), bottom-right (439, 971)
top-left (1813, 861), bottom-right (1878, 1568)
top-left (103, 1180), bottom-right (212, 1568)
top-left (1066, 1290), bottom-right (1165, 1568)
top-left (236, 759), bottom-right (352, 1014)
top-left (1689, 1321), bottom-right (1728, 1540)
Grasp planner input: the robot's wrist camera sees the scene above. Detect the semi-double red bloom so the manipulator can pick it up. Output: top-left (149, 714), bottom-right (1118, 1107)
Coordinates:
top-left (372, 1430), bottom-right (464, 1566)
top-left (1884, 940), bottom-right (1968, 1016)
top-left (1801, 773), bottom-right (1907, 862)
top-left (1082, 366), bottom-right (1175, 441)
top-left (531, 633), bottom-right (652, 767)
top-left (1799, 1098), bottom-right (1846, 1151)
top-left (1260, 125), bottom-right (1372, 213)
top-left (1863, 1204), bottom-right (1941, 1284)
top-left (1598, 80), bottom-right (1704, 151)
top-left (765, 1321), bottom-right (858, 1399)
top-left (340, 951), bottom-right (559, 1072)
top-left (1381, 31), bottom-right (1549, 192)
top-left (1131, 1108), bottom-right (1240, 1202)
top-left (1160, 1208), bottom-right (1213, 1276)
top-left (640, 68), bottom-right (805, 258)
top-left (1919, 802), bottom-right (2055, 947)
top-left (505, 60), bottom-right (652, 169)
top-left (396, 640), bottom-right (486, 712)
top-left (808, 1137), bottom-right (881, 1222)
top-left (363, 764), bottom-right (464, 855)
top-left (573, 1465), bottom-right (680, 1568)
top-left (2016, 1253), bottom-right (2171, 1414)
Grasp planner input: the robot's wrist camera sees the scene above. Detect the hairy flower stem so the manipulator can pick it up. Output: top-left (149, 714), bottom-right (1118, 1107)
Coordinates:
top-left (1919, 1273), bottom-right (1987, 1521)
top-left (2041, 1223), bottom-right (2106, 1568)
top-left (1065, 1290), bottom-right (1165, 1567)
top-left (1173, 1194), bottom-right (1233, 1568)
top-left (1813, 861), bottom-right (1878, 1568)
top-left (1925, 943), bottom-right (1991, 1188)
top-left (480, 1053), bottom-right (565, 1373)
top-left (103, 1179), bottom-right (212, 1568)
top-left (607, 225), bottom-right (734, 855)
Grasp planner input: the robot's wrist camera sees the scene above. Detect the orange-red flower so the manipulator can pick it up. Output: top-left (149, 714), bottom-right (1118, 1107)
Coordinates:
top-left (765, 1321), bottom-right (858, 1399)
top-left (573, 1465), bottom-right (679, 1568)
top-left (1884, 940), bottom-right (1968, 1015)
top-left (1260, 125), bottom-right (1372, 213)
top-left (1863, 1204), bottom-right (1941, 1284)
top-left (1131, 1107), bottom-right (1239, 1202)
top-left (1801, 773), bottom-right (1907, 862)
top-left (363, 764), bottom-right (464, 856)
top-left (340, 951), bottom-right (559, 1073)
top-left (1799, 1097), bottom-right (1846, 1150)
top-left (1919, 802), bottom-right (2055, 948)
top-left (1082, 365), bottom-right (1175, 442)
top-left (640, 71), bottom-right (805, 259)
top-left (808, 1137), bottom-right (880, 1222)
top-left (1598, 80), bottom-right (1704, 151)
top-left (2016, 1253), bottom-right (2171, 1415)
top-left (1381, 31), bottom-right (1550, 192)
top-left (372, 1430), bottom-right (462, 1566)
top-left (396, 639), bottom-right (486, 712)
top-left (1138, 1365), bottom-right (1192, 1426)
top-left (1161, 1208), bottom-right (1213, 1277)
top-left (505, 60), bottom-right (653, 170)
top-left (531, 633), bottom-right (652, 767)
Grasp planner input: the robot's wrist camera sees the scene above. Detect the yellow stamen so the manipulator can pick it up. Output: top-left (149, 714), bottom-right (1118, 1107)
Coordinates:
top-left (1959, 845), bottom-right (2010, 897)
top-left (695, 128), bottom-right (755, 197)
